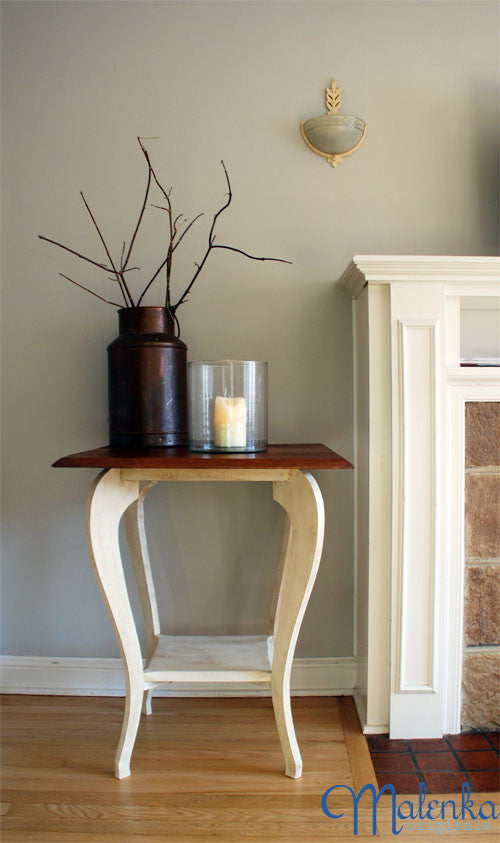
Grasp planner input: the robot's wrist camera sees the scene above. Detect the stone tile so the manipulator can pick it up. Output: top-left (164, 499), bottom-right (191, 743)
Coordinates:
top-left (486, 732), bottom-right (500, 749)
top-left (464, 565), bottom-right (500, 646)
top-left (457, 749), bottom-right (499, 770)
top-left (423, 772), bottom-right (469, 793)
top-left (461, 651), bottom-right (500, 731)
top-left (416, 752), bottom-right (460, 771)
top-left (465, 474), bottom-right (500, 559)
top-left (468, 770), bottom-right (500, 791)
top-left (465, 402), bottom-right (500, 468)
top-left (408, 738), bottom-right (451, 753)
top-left (408, 738), bottom-right (450, 752)
top-left (371, 751), bottom-right (416, 772)
top-left (376, 772), bottom-right (421, 793)
top-left (366, 735), bottom-right (408, 752)
top-left (447, 733), bottom-right (492, 750)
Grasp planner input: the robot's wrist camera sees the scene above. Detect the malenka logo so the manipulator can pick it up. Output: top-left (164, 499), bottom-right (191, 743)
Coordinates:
top-left (321, 781), bottom-right (499, 836)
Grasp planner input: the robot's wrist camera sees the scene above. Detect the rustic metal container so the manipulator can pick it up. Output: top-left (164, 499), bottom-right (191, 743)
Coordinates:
top-left (108, 307), bottom-right (187, 448)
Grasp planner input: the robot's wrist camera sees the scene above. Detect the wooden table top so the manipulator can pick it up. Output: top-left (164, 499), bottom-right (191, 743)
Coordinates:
top-left (53, 444), bottom-right (353, 470)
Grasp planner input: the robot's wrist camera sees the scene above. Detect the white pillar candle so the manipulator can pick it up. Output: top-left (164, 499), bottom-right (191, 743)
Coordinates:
top-left (213, 396), bottom-right (247, 448)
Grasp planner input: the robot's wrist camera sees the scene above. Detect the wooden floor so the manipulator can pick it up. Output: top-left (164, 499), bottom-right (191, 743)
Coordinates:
top-left (1, 694), bottom-right (498, 841)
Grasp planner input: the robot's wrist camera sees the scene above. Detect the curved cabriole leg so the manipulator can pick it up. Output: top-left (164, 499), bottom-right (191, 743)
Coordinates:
top-left (86, 469), bottom-right (144, 779)
top-left (124, 483), bottom-right (160, 662)
top-left (125, 483), bottom-right (160, 720)
top-left (271, 469), bottom-right (325, 778)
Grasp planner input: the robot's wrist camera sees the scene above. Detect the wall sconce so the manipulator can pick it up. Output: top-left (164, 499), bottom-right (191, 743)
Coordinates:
top-left (300, 79), bottom-right (367, 168)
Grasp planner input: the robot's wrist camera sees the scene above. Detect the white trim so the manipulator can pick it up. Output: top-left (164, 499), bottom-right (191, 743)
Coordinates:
top-left (397, 319), bottom-right (440, 694)
top-left (352, 297), bottom-right (359, 664)
top-left (388, 280), bottom-right (447, 738)
top-left (338, 255), bottom-right (500, 299)
top-left (340, 255), bottom-right (500, 740)
top-left (447, 366), bottom-right (500, 384)
top-left (352, 689), bottom-right (389, 734)
top-left (0, 655), bottom-right (356, 697)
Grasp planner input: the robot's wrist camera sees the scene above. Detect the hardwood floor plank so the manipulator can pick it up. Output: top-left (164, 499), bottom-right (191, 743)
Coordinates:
top-left (0, 834), bottom-right (380, 843)
top-left (2, 818), bottom-right (375, 837)
top-left (0, 791), bottom-right (364, 811)
top-left (2, 695), bottom-right (497, 840)
top-left (1, 770), bottom-right (354, 795)
top-left (338, 695), bottom-right (378, 791)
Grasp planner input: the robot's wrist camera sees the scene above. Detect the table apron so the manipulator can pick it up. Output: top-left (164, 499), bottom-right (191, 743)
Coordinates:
top-left (120, 468), bottom-right (295, 483)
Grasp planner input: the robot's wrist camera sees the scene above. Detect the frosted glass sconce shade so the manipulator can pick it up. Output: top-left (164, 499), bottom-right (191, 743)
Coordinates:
top-left (301, 79), bottom-right (366, 168)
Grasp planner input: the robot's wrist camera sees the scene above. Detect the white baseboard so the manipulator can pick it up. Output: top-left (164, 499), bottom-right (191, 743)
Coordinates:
top-left (0, 654), bottom-right (356, 697)
top-left (353, 688), bottom-right (389, 734)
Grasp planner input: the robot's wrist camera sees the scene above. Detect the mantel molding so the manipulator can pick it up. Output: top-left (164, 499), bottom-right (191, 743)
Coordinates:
top-left (338, 255), bottom-right (500, 299)
top-left (348, 252), bottom-right (499, 738)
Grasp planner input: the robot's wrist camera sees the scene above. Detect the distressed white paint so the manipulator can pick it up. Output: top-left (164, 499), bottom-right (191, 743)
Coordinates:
top-left (85, 466), bottom-right (325, 779)
top-left (144, 634), bottom-right (273, 683)
top-left (124, 483), bottom-right (160, 661)
top-left (86, 469), bottom-right (144, 779)
top-left (271, 470), bottom-right (325, 778)
top-left (339, 255), bottom-right (500, 738)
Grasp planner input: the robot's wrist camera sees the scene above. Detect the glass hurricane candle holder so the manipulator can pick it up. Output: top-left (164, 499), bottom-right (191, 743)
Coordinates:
top-left (188, 361), bottom-right (268, 452)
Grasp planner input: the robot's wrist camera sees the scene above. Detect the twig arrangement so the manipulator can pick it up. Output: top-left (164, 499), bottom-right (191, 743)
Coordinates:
top-left (39, 138), bottom-right (291, 320)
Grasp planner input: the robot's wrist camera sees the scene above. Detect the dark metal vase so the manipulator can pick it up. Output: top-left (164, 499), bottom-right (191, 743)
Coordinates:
top-left (108, 307), bottom-right (187, 448)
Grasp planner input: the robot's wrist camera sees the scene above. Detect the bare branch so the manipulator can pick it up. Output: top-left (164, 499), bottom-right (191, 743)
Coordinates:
top-left (174, 253), bottom-right (209, 309)
top-left (136, 258), bottom-right (167, 306)
top-left (212, 244), bottom-right (292, 264)
top-left (121, 142), bottom-right (152, 274)
top-left (174, 161), bottom-right (232, 309)
top-left (43, 145), bottom-right (291, 313)
top-left (137, 212), bottom-right (205, 306)
top-left (174, 161), bottom-right (291, 308)
top-left (137, 137), bottom-right (177, 307)
top-left (80, 192), bottom-right (134, 307)
top-left (152, 206), bottom-right (183, 240)
top-left (59, 273), bottom-right (122, 307)
top-left (172, 213), bottom-right (204, 252)
top-left (208, 160), bottom-right (232, 242)
top-left (39, 235), bottom-right (112, 272)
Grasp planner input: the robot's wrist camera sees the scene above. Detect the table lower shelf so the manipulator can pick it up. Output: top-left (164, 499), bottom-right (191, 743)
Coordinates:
top-left (143, 634), bottom-right (274, 685)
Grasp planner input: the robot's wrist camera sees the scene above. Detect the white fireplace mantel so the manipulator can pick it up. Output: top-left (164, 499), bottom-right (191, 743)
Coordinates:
top-left (339, 255), bottom-right (500, 738)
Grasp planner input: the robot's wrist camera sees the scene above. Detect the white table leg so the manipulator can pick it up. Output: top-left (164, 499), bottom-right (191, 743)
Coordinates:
top-left (271, 470), bottom-right (325, 778)
top-left (86, 469), bottom-right (144, 779)
top-left (124, 482), bottom-right (160, 660)
top-left (124, 482), bottom-right (160, 718)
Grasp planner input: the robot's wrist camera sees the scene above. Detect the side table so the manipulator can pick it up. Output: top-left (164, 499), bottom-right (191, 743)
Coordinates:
top-left (53, 444), bottom-right (353, 779)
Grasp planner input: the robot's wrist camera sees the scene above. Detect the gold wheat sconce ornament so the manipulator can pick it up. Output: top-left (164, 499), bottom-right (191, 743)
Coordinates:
top-left (300, 80), bottom-right (367, 168)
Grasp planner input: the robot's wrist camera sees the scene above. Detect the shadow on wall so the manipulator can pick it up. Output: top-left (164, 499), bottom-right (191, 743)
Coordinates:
top-left (472, 81), bottom-right (500, 254)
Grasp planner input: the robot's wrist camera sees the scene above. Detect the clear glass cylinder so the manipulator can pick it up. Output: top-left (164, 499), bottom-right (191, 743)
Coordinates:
top-left (188, 361), bottom-right (268, 452)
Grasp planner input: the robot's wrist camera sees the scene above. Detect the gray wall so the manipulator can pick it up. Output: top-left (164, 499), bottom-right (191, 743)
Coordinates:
top-left (1, 1), bottom-right (498, 659)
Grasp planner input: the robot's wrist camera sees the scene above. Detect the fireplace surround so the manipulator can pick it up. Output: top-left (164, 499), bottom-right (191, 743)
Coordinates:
top-left (339, 256), bottom-right (500, 738)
